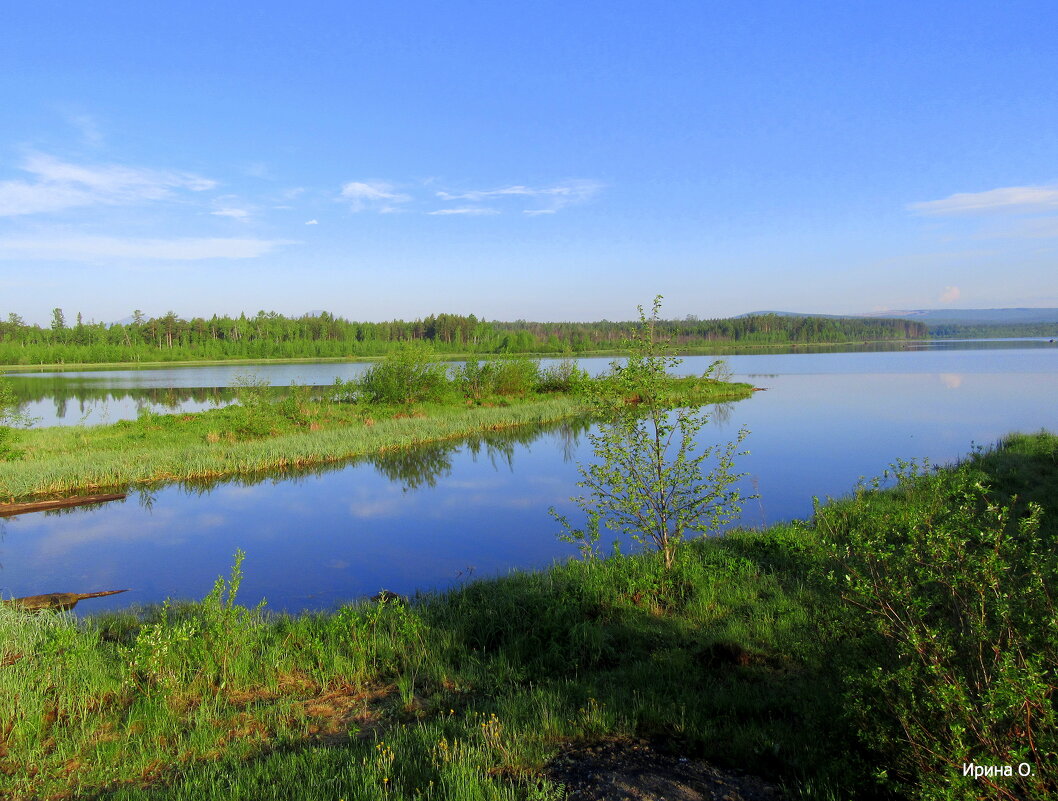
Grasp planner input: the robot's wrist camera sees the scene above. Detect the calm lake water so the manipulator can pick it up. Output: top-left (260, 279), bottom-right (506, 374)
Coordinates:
top-left (1, 340), bottom-right (1056, 614)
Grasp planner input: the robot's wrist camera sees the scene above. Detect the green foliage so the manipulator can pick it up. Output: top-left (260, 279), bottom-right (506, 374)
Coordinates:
top-left (451, 357), bottom-right (541, 399)
top-left (817, 460), bottom-right (1058, 800)
top-left (0, 306), bottom-right (930, 367)
top-left (358, 342), bottom-right (450, 404)
top-left (127, 550), bottom-right (264, 694)
top-left (554, 297), bottom-right (751, 569)
top-left (229, 373), bottom-right (278, 437)
top-left (535, 357), bottom-right (590, 393)
top-left (487, 356), bottom-right (540, 396)
top-left (274, 382), bottom-right (312, 425)
top-left (451, 359), bottom-right (494, 400)
top-left (232, 372), bottom-right (273, 411)
top-left (0, 374), bottom-right (35, 460)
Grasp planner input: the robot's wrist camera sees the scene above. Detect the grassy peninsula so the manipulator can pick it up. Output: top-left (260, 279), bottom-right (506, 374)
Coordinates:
top-left (0, 353), bottom-right (753, 501)
top-left (1, 432), bottom-right (1054, 801)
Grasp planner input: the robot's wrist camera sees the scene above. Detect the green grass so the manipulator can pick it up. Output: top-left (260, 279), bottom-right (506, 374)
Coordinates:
top-left (2, 433), bottom-right (1053, 800)
top-left (0, 377), bottom-right (752, 501)
top-left (0, 337), bottom-right (933, 373)
top-left (0, 528), bottom-right (841, 801)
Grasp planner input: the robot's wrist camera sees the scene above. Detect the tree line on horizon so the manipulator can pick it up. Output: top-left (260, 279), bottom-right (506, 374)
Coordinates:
top-left (0, 308), bottom-right (928, 365)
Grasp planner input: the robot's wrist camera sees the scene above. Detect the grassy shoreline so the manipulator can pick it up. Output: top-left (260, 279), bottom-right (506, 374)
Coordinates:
top-left (1, 432), bottom-right (1054, 800)
top-left (0, 377), bottom-right (753, 501)
top-left (0, 338), bottom-right (944, 373)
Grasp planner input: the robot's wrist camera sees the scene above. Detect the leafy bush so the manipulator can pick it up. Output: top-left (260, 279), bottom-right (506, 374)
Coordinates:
top-left (0, 374), bottom-right (35, 460)
top-left (452, 359), bottom-right (495, 400)
top-left (228, 373), bottom-right (278, 437)
top-left (274, 382), bottom-right (312, 424)
top-left (452, 357), bottom-right (543, 398)
top-left (818, 461), bottom-right (1058, 800)
top-left (328, 375), bottom-right (360, 404)
top-left (488, 356), bottom-right (539, 396)
top-left (358, 343), bottom-right (449, 404)
top-left (536, 358), bottom-right (590, 393)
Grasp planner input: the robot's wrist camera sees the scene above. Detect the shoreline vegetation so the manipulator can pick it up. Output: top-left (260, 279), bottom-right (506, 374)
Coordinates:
top-left (1, 432), bottom-right (1054, 800)
top-left (0, 352), bottom-right (753, 501)
top-left (0, 336), bottom-right (1002, 374)
top-left (0, 341), bottom-right (911, 373)
top-left (0, 309), bottom-right (931, 369)
top-left (5, 335), bottom-right (1053, 375)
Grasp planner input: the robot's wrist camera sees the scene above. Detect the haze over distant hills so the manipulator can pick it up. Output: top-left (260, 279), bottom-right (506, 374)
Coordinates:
top-left (737, 308), bottom-right (1058, 326)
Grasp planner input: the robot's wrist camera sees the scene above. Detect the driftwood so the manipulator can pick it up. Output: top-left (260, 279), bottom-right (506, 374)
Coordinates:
top-left (0, 493), bottom-right (126, 517)
top-left (2, 589), bottom-right (129, 612)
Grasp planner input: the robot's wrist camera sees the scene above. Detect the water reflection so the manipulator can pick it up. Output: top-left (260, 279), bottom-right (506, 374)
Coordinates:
top-left (368, 419), bottom-right (590, 491)
top-left (1, 344), bottom-right (1055, 615)
top-left (939, 373), bottom-right (963, 389)
top-left (0, 418), bottom-right (600, 613)
top-left (6, 338), bottom-right (1057, 427)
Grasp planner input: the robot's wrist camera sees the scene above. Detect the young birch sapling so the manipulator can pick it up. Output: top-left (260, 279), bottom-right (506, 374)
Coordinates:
top-left (552, 296), bottom-right (750, 569)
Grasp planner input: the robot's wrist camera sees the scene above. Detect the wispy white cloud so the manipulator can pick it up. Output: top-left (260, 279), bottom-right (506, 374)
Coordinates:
top-left (211, 207), bottom-right (251, 220)
top-left (339, 180), bottom-right (410, 212)
top-left (305, 218), bottom-right (319, 225)
top-left (427, 207), bottom-right (500, 216)
top-left (435, 179), bottom-right (602, 214)
top-left (0, 152), bottom-right (216, 217)
top-left (334, 177), bottom-right (602, 216)
top-left (909, 184), bottom-right (1058, 216)
top-left (0, 235), bottom-right (294, 261)
top-left (67, 112), bottom-right (104, 148)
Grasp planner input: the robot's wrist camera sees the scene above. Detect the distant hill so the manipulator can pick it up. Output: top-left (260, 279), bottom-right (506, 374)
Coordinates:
top-left (737, 308), bottom-right (1058, 326)
top-left (858, 308), bottom-right (1058, 325)
top-left (736, 310), bottom-right (853, 320)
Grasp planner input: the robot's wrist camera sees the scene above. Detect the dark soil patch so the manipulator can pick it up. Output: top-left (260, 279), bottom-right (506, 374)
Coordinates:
top-left (543, 738), bottom-right (783, 801)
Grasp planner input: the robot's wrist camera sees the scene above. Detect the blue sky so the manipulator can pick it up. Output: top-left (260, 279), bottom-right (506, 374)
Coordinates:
top-left (2, 2), bottom-right (1057, 325)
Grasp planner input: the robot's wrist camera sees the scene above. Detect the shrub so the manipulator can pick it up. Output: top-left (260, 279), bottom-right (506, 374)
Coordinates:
top-left (358, 342), bottom-right (449, 405)
top-left (0, 374), bottom-right (35, 460)
top-left (489, 356), bottom-right (539, 396)
top-left (536, 357), bottom-right (590, 393)
top-left (818, 461), bottom-right (1058, 800)
top-left (452, 359), bottom-right (495, 400)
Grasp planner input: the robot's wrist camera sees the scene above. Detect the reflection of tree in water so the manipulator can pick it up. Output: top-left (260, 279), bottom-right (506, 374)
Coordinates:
top-left (710, 401), bottom-right (734, 427)
top-left (6, 377), bottom-right (240, 420)
top-left (370, 418), bottom-right (592, 491)
top-left (370, 444), bottom-right (454, 491)
top-left (146, 416), bottom-right (596, 498)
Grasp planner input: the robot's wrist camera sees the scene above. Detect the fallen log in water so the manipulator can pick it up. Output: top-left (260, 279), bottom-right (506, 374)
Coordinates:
top-left (2, 589), bottom-right (129, 612)
top-left (0, 493), bottom-right (126, 517)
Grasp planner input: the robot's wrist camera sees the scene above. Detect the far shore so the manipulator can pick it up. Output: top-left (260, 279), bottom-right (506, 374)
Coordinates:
top-left (0, 338), bottom-right (949, 373)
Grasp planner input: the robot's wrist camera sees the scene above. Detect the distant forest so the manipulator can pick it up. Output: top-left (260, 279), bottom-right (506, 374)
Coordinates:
top-left (0, 308), bottom-right (929, 365)
top-left (924, 322), bottom-right (1058, 338)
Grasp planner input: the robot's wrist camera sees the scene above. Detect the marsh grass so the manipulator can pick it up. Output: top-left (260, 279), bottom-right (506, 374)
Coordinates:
top-left (0, 376), bottom-right (750, 500)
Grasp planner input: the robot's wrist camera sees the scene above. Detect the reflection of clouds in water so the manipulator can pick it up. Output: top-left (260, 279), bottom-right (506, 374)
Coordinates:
top-left (939, 373), bottom-right (964, 389)
top-left (30, 507), bottom-right (185, 558)
top-left (346, 485), bottom-right (408, 519)
top-left (443, 477), bottom-right (505, 491)
top-left (433, 489), bottom-right (557, 516)
top-left (209, 485), bottom-right (269, 509)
